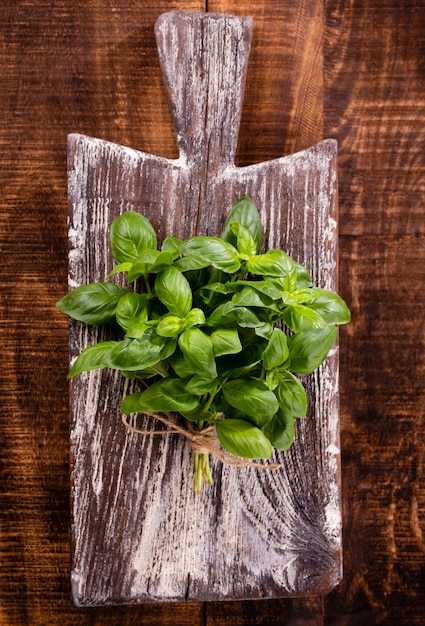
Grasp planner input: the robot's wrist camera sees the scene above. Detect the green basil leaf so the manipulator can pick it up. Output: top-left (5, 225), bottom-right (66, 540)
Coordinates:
top-left (245, 250), bottom-right (295, 277)
top-left (121, 378), bottom-right (199, 414)
top-left (254, 322), bottom-right (274, 340)
top-left (110, 211), bottom-right (157, 263)
top-left (56, 282), bottom-right (127, 325)
top-left (161, 235), bottom-right (182, 254)
top-left (306, 288), bottom-right (351, 325)
top-left (234, 279), bottom-right (282, 300)
top-left (116, 292), bottom-right (149, 332)
top-left (168, 350), bottom-right (198, 378)
top-left (178, 328), bottom-right (217, 378)
top-left (216, 419), bottom-right (272, 460)
top-left (156, 314), bottom-right (185, 338)
top-left (294, 261), bottom-right (313, 287)
top-left (127, 249), bottom-right (174, 282)
top-left (184, 308), bottom-right (205, 327)
top-left (232, 287), bottom-right (278, 311)
top-left (180, 237), bottom-right (241, 273)
top-left (68, 341), bottom-right (117, 378)
top-left (108, 261), bottom-right (133, 277)
top-left (262, 411), bottom-right (295, 451)
top-left (199, 281), bottom-right (237, 296)
top-left (103, 337), bottom-right (163, 371)
top-left (185, 375), bottom-right (218, 395)
top-left (262, 328), bottom-right (289, 370)
top-left (282, 304), bottom-right (327, 332)
top-left (222, 379), bottom-right (279, 420)
top-left (279, 288), bottom-right (318, 305)
top-left (266, 268), bottom-right (298, 294)
top-left (210, 329), bottom-right (242, 356)
top-left (220, 195), bottom-right (263, 253)
top-left (265, 369), bottom-right (280, 391)
top-left (174, 256), bottom-right (210, 272)
top-left (179, 405), bottom-right (211, 422)
top-left (155, 266), bottom-right (192, 317)
top-left (275, 371), bottom-right (307, 417)
top-left (206, 301), bottom-right (261, 329)
top-left (123, 361), bottom-right (170, 380)
top-left (288, 326), bottom-right (337, 374)
top-left (230, 222), bottom-right (257, 257)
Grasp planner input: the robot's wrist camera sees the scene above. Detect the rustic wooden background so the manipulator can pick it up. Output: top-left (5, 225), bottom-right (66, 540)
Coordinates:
top-left (1, 0), bottom-right (423, 624)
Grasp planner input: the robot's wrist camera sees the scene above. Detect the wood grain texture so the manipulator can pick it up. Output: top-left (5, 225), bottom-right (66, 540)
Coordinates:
top-left (1, 0), bottom-right (424, 622)
top-left (324, 1), bottom-right (425, 624)
top-left (0, 1), bottom-right (205, 624)
top-left (68, 11), bottom-right (340, 605)
top-left (209, 0), bottom-right (325, 162)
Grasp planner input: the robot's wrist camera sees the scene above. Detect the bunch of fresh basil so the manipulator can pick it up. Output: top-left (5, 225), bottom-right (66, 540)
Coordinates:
top-left (57, 196), bottom-right (350, 492)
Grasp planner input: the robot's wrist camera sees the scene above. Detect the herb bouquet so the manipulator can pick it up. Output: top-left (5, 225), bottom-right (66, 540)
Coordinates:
top-left (57, 196), bottom-right (350, 492)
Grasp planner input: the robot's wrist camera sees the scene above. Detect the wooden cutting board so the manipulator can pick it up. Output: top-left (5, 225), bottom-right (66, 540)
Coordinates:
top-left (67, 11), bottom-right (341, 606)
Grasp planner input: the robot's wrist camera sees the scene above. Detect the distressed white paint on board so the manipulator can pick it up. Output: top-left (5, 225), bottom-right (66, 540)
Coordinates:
top-left (68, 12), bottom-right (342, 605)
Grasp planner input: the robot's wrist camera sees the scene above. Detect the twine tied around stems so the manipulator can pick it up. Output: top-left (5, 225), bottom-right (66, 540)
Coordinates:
top-left (121, 412), bottom-right (281, 471)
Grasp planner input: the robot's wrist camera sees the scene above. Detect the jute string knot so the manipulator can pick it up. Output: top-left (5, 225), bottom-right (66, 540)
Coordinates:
top-left (122, 412), bottom-right (280, 471)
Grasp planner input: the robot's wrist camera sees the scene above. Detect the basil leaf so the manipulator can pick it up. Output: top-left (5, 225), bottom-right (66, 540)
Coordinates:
top-left (230, 222), bottom-right (257, 257)
top-left (306, 288), bottom-right (351, 325)
top-left (254, 322), bottom-right (274, 340)
top-left (128, 249), bottom-right (177, 281)
top-left (156, 314), bottom-right (185, 338)
top-left (282, 304), bottom-right (327, 332)
top-left (184, 308), bottom-right (205, 327)
top-left (199, 281), bottom-right (237, 296)
top-left (246, 250), bottom-right (295, 277)
top-left (275, 371), bottom-right (307, 417)
top-left (262, 328), bottom-right (289, 370)
top-left (266, 268), bottom-right (298, 294)
top-left (216, 419), bottom-right (272, 460)
top-left (123, 361), bottom-right (170, 380)
top-left (161, 235), bottom-right (182, 254)
top-left (234, 279), bottom-right (282, 300)
top-left (168, 350), bottom-right (198, 378)
top-left (155, 266), bottom-right (192, 317)
top-left (222, 379), bottom-right (279, 420)
top-left (210, 329), bottom-right (242, 357)
top-left (288, 326), bottom-right (337, 374)
top-left (178, 328), bottom-right (217, 378)
top-left (279, 288), bottom-right (318, 305)
top-left (179, 405), bottom-right (211, 422)
top-left (174, 256), bottom-right (211, 272)
top-left (121, 378), bottom-right (199, 414)
top-left (56, 282), bottom-right (127, 325)
top-left (232, 287), bottom-right (278, 311)
top-left (262, 411), bottom-right (295, 451)
top-left (68, 341), bottom-right (117, 378)
top-left (108, 261), bottom-right (133, 277)
top-left (185, 375), bottom-right (218, 395)
top-left (180, 237), bottom-right (241, 273)
top-left (110, 211), bottom-right (157, 263)
top-left (116, 292), bottom-right (148, 332)
top-left (294, 261), bottom-right (313, 287)
top-left (220, 195), bottom-right (263, 253)
top-left (206, 301), bottom-right (261, 329)
top-left (103, 337), bottom-right (163, 371)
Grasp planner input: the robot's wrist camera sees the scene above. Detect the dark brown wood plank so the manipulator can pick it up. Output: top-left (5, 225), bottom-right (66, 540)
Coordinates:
top-left (324, 1), bottom-right (425, 624)
top-left (210, 0), bottom-right (324, 162)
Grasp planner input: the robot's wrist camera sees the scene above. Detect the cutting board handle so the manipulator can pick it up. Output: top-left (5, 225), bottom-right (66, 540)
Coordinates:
top-left (155, 11), bottom-right (252, 167)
